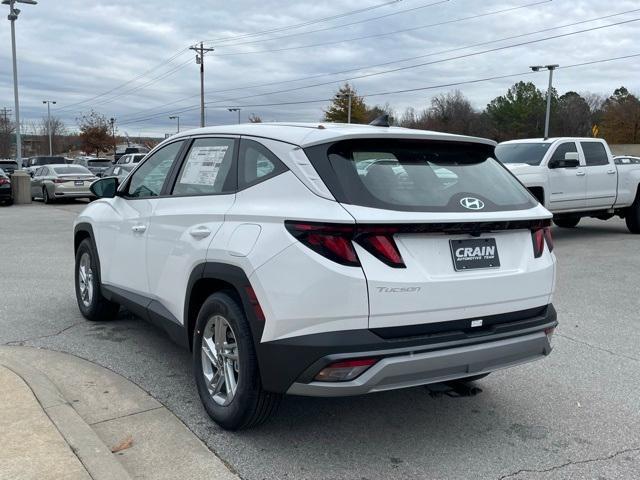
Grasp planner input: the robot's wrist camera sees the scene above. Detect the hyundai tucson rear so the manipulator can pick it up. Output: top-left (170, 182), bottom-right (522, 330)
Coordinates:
top-left (74, 124), bottom-right (556, 430)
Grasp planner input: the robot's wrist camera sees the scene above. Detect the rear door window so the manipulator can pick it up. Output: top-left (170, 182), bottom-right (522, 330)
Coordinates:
top-left (305, 139), bottom-right (536, 212)
top-left (581, 142), bottom-right (609, 166)
top-left (171, 138), bottom-right (236, 196)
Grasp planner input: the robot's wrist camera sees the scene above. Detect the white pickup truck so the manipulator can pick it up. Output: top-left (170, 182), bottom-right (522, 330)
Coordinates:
top-left (495, 137), bottom-right (640, 233)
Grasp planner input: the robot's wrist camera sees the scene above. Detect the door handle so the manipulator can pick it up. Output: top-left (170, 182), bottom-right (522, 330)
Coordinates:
top-left (189, 226), bottom-right (212, 239)
top-left (607, 170), bottom-right (616, 175)
top-left (576, 171), bottom-right (586, 176)
top-left (131, 225), bottom-right (147, 233)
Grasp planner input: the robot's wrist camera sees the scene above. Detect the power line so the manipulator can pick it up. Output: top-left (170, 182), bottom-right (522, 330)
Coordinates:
top-left (56, 48), bottom-right (190, 113)
top-left (209, 0), bottom-right (451, 48)
top-left (193, 17), bottom-right (640, 110)
top-left (90, 58), bottom-right (194, 108)
top-left (116, 0), bottom-right (573, 121)
top-left (201, 0), bottom-right (405, 44)
top-left (117, 52), bottom-right (640, 127)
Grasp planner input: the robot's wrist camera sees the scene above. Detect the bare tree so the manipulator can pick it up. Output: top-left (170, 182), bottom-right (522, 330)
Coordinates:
top-left (0, 114), bottom-right (15, 158)
top-left (39, 116), bottom-right (67, 154)
top-left (248, 113), bottom-right (263, 123)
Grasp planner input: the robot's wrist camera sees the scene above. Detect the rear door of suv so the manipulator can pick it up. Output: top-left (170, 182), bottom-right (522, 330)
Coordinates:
top-left (305, 138), bottom-right (555, 330)
top-left (144, 136), bottom-right (238, 324)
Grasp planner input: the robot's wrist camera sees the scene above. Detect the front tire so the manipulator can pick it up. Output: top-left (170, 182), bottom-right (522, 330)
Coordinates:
top-left (193, 291), bottom-right (281, 430)
top-left (74, 239), bottom-right (119, 321)
top-left (553, 216), bottom-right (580, 228)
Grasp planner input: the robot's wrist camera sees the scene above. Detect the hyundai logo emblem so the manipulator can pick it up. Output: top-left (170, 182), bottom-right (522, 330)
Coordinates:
top-left (460, 197), bottom-right (485, 210)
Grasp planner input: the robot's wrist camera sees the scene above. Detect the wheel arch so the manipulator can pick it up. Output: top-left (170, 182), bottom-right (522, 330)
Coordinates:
top-left (185, 263), bottom-right (264, 353)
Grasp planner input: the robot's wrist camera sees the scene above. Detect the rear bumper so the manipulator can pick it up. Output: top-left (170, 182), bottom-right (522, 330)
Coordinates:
top-left (288, 330), bottom-right (551, 396)
top-left (257, 304), bottom-right (557, 395)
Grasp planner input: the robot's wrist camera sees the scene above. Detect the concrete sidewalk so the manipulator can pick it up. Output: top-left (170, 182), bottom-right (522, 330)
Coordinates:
top-left (0, 346), bottom-right (238, 480)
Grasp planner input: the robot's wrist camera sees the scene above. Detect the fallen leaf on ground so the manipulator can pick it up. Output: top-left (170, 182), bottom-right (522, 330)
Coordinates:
top-left (111, 436), bottom-right (134, 453)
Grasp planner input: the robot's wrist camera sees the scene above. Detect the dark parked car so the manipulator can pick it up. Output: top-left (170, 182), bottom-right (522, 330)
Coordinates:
top-left (73, 158), bottom-right (113, 177)
top-left (0, 168), bottom-right (12, 205)
top-left (0, 160), bottom-right (19, 175)
top-left (24, 156), bottom-right (67, 175)
top-left (114, 146), bottom-right (149, 162)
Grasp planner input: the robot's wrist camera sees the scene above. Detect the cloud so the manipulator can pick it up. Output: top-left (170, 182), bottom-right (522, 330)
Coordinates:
top-left (0, 0), bottom-right (638, 136)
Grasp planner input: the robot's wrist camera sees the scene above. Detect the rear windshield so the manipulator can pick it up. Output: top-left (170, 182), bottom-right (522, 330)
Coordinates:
top-left (495, 143), bottom-right (551, 166)
top-left (88, 160), bottom-right (111, 167)
top-left (33, 156), bottom-right (66, 166)
top-left (305, 139), bottom-right (536, 212)
top-left (53, 166), bottom-right (92, 175)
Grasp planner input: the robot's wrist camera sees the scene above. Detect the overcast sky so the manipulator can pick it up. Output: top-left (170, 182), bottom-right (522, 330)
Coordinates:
top-left (1, 0), bottom-right (639, 137)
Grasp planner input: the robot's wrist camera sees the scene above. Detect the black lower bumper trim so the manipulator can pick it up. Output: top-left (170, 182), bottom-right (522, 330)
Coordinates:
top-left (257, 304), bottom-right (557, 393)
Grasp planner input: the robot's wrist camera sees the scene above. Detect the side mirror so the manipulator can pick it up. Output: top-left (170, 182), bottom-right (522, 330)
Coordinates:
top-left (90, 176), bottom-right (119, 198)
top-left (549, 158), bottom-right (580, 169)
top-left (564, 152), bottom-right (579, 161)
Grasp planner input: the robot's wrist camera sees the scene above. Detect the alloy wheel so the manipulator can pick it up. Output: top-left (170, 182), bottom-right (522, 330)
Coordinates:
top-left (201, 315), bottom-right (240, 406)
top-left (78, 252), bottom-right (94, 307)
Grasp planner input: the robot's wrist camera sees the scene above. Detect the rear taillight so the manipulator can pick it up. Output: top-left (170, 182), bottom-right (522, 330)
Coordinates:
top-left (314, 358), bottom-right (378, 382)
top-left (0, 178), bottom-right (9, 185)
top-left (285, 222), bottom-right (406, 268)
top-left (53, 178), bottom-right (66, 183)
top-left (531, 222), bottom-right (553, 258)
top-left (285, 222), bottom-right (359, 266)
top-left (355, 227), bottom-right (405, 268)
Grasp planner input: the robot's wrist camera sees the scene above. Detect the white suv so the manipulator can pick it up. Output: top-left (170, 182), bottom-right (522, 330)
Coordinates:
top-left (74, 123), bottom-right (557, 430)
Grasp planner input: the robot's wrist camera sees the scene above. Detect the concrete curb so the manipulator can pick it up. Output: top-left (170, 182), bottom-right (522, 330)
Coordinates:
top-left (1, 359), bottom-right (132, 480)
top-left (0, 346), bottom-right (240, 480)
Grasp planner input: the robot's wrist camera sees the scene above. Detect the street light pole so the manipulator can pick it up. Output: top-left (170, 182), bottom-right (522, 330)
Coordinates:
top-left (228, 108), bottom-right (241, 124)
top-left (169, 115), bottom-right (180, 133)
top-left (530, 64), bottom-right (559, 139)
top-left (338, 93), bottom-right (352, 123)
top-left (42, 100), bottom-right (56, 155)
top-left (3, 0), bottom-right (37, 168)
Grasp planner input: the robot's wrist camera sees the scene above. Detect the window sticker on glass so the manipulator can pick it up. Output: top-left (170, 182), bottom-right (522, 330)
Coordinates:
top-left (180, 145), bottom-right (229, 186)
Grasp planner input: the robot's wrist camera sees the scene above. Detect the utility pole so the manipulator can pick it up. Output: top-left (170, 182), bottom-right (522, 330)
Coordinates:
top-left (0, 107), bottom-right (11, 124)
top-left (189, 42), bottom-right (214, 128)
top-left (338, 92), bottom-right (352, 123)
top-left (4, 0), bottom-right (37, 168)
top-left (109, 117), bottom-right (116, 157)
top-left (228, 108), bottom-right (241, 124)
top-left (42, 100), bottom-right (56, 155)
top-left (530, 64), bottom-right (559, 139)
top-left (169, 115), bottom-right (180, 133)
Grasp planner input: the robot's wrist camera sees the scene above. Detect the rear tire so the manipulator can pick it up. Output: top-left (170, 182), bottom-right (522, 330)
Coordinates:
top-left (74, 239), bottom-right (119, 321)
top-left (42, 186), bottom-right (53, 204)
top-left (193, 291), bottom-right (281, 430)
top-left (626, 194), bottom-right (640, 233)
top-left (553, 216), bottom-right (580, 228)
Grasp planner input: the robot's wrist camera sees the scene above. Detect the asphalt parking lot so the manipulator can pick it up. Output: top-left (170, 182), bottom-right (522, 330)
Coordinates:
top-left (1, 201), bottom-right (639, 480)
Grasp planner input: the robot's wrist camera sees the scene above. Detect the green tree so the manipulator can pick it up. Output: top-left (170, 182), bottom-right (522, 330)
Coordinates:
top-left (554, 92), bottom-right (591, 137)
top-left (77, 110), bottom-right (112, 157)
top-left (486, 81), bottom-right (548, 140)
top-left (600, 87), bottom-right (640, 143)
top-left (323, 83), bottom-right (368, 124)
